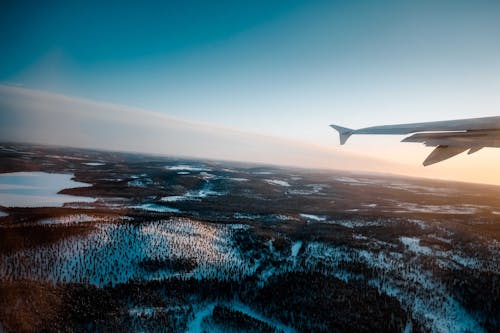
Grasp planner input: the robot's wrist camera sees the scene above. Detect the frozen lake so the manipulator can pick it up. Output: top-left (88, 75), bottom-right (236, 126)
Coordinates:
top-left (0, 172), bottom-right (94, 207)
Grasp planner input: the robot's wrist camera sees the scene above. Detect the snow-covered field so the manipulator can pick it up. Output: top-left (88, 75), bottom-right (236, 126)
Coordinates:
top-left (0, 218), bottom-right (254, 286)
top-left (301, 241), bottom-right (487, 333)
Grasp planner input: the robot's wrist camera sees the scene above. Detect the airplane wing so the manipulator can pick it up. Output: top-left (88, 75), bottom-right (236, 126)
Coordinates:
top-left (330, 116), bottom-right (500, 166)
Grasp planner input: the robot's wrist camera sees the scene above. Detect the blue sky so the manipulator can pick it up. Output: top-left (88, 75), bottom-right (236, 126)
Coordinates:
top-left (1, 0), bottom-right (500, 182)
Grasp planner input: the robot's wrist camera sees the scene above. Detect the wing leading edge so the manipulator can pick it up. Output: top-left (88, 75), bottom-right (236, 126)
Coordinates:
top-left (330, 116), bottom-right (500, 166)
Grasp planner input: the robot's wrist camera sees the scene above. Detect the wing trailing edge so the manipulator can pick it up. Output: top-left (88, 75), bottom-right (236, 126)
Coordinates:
top-left (330, 116), bottom-right (500, 166)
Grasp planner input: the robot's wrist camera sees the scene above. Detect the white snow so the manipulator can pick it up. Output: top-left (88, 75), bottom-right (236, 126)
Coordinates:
top-left (0, 211), bottom-right (8, 217)
top-left (82, 162), bottom-right (105, 166)
top-left (409, 219), bottom-right (429, 230)
top-left (264, 179), bottom-right (290, 187)
top-left (131, 203), bottom-right (180, 213)
top-left (287, 184), bottom-right (326, 196)
top-left (385, 182), bottom-right (457, 196)
top-left (363, 203), bottom-right (377, 208)
top-left (332, 176), bottom-right (383, 185)
top-left (0, 172), bottom-right (94, 207)
top-left (127, 178), bottom-right (155, 187)
top-left (400, 237), bottom-right (432, 255)
top-left (161, 182), bottom-right (225, 202)
top-left (229, 177), bottom-right (248, 182)
top-left (165, 165), bottom-right (211, 172)
top-left (332, 176), bottom-right (363, 183)
top-left (234, 213), bottom-right (261, 220)
top-left (395, 203), bottom-right (479, 214)
top-left (323, 219), bottom-right (382, 228)
top-left (300, 213), bottom-right (326, 221)
top-left (160, 195), bottom-right (186, 202)
top-left (38, 214), bottom-right (97, 225)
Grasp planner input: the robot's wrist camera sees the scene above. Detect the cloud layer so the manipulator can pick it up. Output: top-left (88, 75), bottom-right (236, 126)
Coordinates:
top-left (0, 85), bottom-right (399, 173)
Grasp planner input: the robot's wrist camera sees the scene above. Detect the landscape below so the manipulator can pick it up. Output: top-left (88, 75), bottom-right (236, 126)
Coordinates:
top-left (0, 143), bottom-right (499, 332)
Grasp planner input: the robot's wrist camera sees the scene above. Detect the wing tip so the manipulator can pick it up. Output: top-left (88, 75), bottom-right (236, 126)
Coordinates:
top-left (330, 124), bottom-right (353, 145)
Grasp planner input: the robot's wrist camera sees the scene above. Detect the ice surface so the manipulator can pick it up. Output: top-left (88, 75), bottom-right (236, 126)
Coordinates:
top-left (0, 172), bottom-right (94, 207)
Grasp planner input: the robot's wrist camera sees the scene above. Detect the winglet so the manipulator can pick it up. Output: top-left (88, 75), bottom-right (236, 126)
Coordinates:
top-left (330, 124), bottom-right (354, 145)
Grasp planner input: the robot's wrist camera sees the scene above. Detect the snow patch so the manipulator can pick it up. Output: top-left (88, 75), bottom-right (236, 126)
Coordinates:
top-left (131, 203), bottom-right (180, 213)
top-left (400, 237), bottom-right (432, 255)
top-left (82, 162), bottom-right (105, 166)
top-left (127, 178), bottom-right (155, 188)
top-left (39, 214), bottom-right (97, 225)
top-left (229, 177), bottom-right (248, 182)
top-left (161, 183), bottom-right (225, 202)
top-left (395, 203), bottom-right (479, 214)
top-left (300, 213), bottom-right (326, 221)
top-left (165, 165), bottom-right (211, 172)
top-left (264, 179), bottom-right (290, 187)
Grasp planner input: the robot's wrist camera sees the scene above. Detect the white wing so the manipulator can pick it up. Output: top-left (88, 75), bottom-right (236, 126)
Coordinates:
top-left (331, 116), bottom-right (500, 166)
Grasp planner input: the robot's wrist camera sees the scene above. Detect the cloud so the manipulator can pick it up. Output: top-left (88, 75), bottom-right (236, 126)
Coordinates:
top-left (0, 85), bottom-right (400, 173)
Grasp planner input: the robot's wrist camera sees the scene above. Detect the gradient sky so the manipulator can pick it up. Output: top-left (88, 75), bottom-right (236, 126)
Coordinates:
top-left (1, 1), bottom-right (500, 184)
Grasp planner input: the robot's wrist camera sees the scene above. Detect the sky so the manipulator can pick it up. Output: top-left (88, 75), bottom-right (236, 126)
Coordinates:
top-left (1, 0), bottom-right (500, 184)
